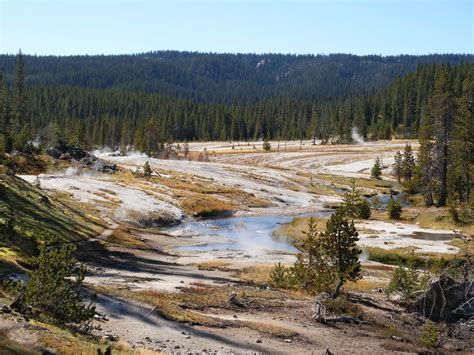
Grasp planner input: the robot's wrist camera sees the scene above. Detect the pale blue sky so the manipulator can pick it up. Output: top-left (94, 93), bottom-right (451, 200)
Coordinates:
top-left (0, 0), bottom-right (472, 55)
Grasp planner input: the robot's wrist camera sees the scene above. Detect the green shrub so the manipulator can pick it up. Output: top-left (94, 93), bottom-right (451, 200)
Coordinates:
top-left (419, 322), bottom-right (439, 347)
top-left (342, 180), bottom-right (371, 219)
top-left (356, 199), bottom-right (371, 219)
top-left (268, 262), bottom-right (290, 289)
top-left (262, 139), bottom-right (271, 152)
top-left (387, 198), bottom-right (402, 219)
top-left (268, 213), bottom-right (362, 297)
top-left (323, 297), bottom-right (363, 318)
top-left (12, 244), bottom-right (95, 326)
top-left (387, 257), bottom-right (430, 301)
top-left (371, 157), bottom-right (382, 179)
top-left (401, 179), bottom-right (418, 194)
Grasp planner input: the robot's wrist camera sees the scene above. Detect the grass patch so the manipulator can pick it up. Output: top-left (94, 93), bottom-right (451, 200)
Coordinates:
top-left (372, 204), bottom-right (474, 236)
top-left (322, 296), bottom-right (364, 318)
top-left (94, 283), bottom-right (301, 332)
top-left (0, 331), bottom-right (39, 355)
top-left (196, 260), bottom-right (231, 271)
top-left (95, 283), bottom-right (231, 327)
top-left (0, 175), bottom-right (105, 261)
top-left (449, 238), bottom-right (474, 255)
top-left (106, 227), bottom-right (146, 248)
top-left (239, 320), bottom-right (297, 339)
top-left (317, 174), bottom-right (392, 192)
top-left (365, 247), bottom-right (456, 268)
top-left (309, 181), bottom-right (344, 197)
top-left (273, 216), bottom-right (328, 245)
top-left (181, 195), bottom-right (235, 217)
top-left (0, 247), bottom-right (27, 276)
top-left (345, 277), bottom-right (388, 292)
top-left (235, 265), bottom-right (275, 284)
top-left (33, 320), bottom-right (155, 355)
top-left (412, 207), bottom-right (474, 235)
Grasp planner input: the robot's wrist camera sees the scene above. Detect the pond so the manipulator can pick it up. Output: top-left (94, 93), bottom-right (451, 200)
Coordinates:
top-left (404, 231), bottom-right (454, 241)
top-left (165, 212), bottom-right (332, 255)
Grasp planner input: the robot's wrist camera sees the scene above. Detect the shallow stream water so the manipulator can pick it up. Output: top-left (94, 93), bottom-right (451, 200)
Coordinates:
top-left (165, 212), bottom-right (332, 255)
top-left (165, 195), bottom-right (452, 256)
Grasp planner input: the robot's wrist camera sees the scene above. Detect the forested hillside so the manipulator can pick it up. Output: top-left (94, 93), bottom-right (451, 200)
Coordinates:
top-left (0, 51), bottom-right (472, 153)
top-left (0, 52), bottom-right (471, 103)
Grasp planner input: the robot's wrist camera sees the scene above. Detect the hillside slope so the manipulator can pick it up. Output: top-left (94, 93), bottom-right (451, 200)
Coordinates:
top-left (0, 174), bottom-right (104, 273)
top-left (0, 52), bottom-right (472, 103)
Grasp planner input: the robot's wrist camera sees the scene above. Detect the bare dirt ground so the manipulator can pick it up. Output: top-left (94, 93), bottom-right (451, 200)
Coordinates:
top-left (11, 139), bottom-right (468, 354)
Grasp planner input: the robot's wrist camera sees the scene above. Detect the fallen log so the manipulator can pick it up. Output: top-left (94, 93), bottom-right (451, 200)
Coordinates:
top-left (144, 305), bottom-right (159, 319)
top-left (228, 292), bottom-right (246, 308)
top-left (312, 294), bottom-right (367, 325)
top-left (317, 315), bottom-right (368, 325)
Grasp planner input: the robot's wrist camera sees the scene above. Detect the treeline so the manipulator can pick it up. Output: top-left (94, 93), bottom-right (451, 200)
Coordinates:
top-left (391, 68), bottom-right (473, 207)
top-left (318, 62), bottom-right (473, 140)
top-left (0, 52), bottom-right (472, 155)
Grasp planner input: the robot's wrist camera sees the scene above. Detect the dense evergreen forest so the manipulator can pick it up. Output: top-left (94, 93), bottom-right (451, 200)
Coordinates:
top-left (0, 52), bottom-right (471, 103)
top-left (0, 51), bottom-right (472, 153)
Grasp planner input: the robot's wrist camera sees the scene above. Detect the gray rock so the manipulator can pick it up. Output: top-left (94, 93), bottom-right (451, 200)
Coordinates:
top-left (59, 152), bottom-right (72, 160)
top-left (1, 305), bottom-right (12, 313)
top-left (69, 146), bottom-right (87, 160)
top-left (45, 147), bottom-right (61, 159)
top-left (105, 334), bottom-right (119, 342)
top-left (411, 275), bottom-right (474, 322)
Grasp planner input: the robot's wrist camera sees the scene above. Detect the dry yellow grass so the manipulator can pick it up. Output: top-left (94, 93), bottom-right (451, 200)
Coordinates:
top-left (237, 320), bottom-right (297, 338)
top-left (196, 260), bottom-right (231, 271)
top-left (236, 264), bottom-right (275, 284)
top-left (106, 227), bottom-right (146, 248)
top-left (115, 168), bottom-right (271, 215)
top-left (181, 195), bottom-right (235, 217)
top-left (94, 283), bottom-right (229, 327)
top-left (32, 320), bottom-right (158, 355)
top-left (94, 282), bottom-right (301, 334)
top-left (49, 191), bottom-right (107, 236)
top-left (372, 205), bottom-right (473, 238)
top-left (317, 174), bottom-right (392, 191)
top-left (345, 278), bottom-right (388, 292)
top-left (273, 216), bottom-right (328, 245)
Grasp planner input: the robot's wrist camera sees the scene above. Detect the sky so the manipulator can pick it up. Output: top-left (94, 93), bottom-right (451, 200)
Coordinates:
top-left (0, 0), bottom-right (472, 56)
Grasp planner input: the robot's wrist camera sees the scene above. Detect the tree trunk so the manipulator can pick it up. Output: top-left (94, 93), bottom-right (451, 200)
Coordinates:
top-left (437, 142), bottom-right (448, 206)
top-left (332, 279), bottom-right (344, 299)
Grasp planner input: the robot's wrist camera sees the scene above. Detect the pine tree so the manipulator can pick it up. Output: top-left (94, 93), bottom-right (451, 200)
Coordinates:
top-left (262, 138), bottom-right (271, 151)
top-left (293, 217), bottom-right (335, 294)
top-left (416, 138), bottom-right (436, 206)
top-left (12, 50), bottom-right (27, 136)
top-left (387, 198), bottom-right (402, 219)
top-left (371, 156), bottom-right (382, 179)
top-left (319, 209), bottom-right (362, 298)
top-left (0, 72), bottom-right (7, 133)
top-left (342, 179), bottom-right (371, 219)
top-left (393, 151), bottom-right (403, 183)
top-left (428, 69), bottom-right (454, 206)
top-left (448, 69), bottom-right (473, 204)
top-left (13, 244), bottom-right (95, 326)
top-left (401, 144), bottom-right (415, 182)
